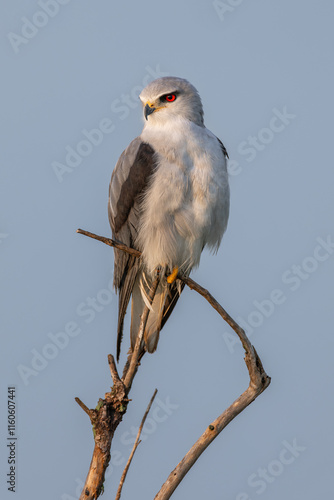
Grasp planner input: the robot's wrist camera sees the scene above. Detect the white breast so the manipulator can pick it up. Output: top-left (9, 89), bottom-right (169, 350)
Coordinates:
top-left (138, 118), bottom-right (229, 274)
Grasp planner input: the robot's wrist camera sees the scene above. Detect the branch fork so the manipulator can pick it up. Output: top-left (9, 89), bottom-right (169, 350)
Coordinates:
top-left (75, 228), bottom-right (271, 500)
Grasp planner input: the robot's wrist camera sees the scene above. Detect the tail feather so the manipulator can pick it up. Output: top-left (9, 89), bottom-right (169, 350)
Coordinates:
top-left (130, 271), bottom-right (183, 354)
top-left (116, 255), bottom-right (139, 361)
top-left (144, 284), bottom-right (168, 352)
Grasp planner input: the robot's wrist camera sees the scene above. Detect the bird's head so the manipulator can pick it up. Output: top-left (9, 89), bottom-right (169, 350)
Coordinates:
top-left (139, 77), bottom-right (204, 127)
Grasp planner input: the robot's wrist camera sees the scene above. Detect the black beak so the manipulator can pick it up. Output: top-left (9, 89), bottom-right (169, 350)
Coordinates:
top-left (144, 103), bottom-right (156, 120)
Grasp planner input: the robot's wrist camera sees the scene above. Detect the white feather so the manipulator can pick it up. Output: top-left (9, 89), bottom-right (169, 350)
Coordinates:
top-left (139, 275), bottom-right (154, 312)
top-left (138, 116), bottom-right (229, 275)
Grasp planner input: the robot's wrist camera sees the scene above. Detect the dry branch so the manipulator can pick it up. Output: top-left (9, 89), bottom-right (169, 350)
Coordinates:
top-left (75, 260), bottom-right (159, 499)
top-left (76, 354), bottom-right (129, 500)
top-left (77, 228), bottom-right (141, 258)
top-left (75, 228), bottom-right (270, 500)
top-left (154, 277), bottom-right (270, 499)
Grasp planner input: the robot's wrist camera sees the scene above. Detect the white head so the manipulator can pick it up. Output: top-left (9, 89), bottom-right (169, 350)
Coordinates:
top-left (139, 77), bottom-right (204, 127)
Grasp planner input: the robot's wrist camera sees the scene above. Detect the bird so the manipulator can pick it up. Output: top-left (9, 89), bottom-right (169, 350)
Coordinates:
top-left (108, 76), bottom-right (230, 361)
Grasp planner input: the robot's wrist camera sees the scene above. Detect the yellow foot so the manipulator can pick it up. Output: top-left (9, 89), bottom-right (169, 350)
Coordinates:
top-left (167, 266), bottom-right (179, 284)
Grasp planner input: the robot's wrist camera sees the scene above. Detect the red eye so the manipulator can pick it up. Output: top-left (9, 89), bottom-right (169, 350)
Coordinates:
top-left (165, 94), bottom-right (176, 102)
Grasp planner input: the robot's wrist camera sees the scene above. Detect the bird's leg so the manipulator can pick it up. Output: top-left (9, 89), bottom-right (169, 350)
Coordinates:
top-left (167, 266), bottom-right (179, 284)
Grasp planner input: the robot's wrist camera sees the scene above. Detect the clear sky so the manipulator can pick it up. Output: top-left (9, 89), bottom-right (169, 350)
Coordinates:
top-left (1, 1), bottom-right (333, 499)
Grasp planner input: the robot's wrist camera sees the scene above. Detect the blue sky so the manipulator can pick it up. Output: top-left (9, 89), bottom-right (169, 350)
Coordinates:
top-left (1, 1), bottom-right (333, 499)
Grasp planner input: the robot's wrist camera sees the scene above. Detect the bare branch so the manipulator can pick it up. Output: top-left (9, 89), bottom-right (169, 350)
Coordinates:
top-left (179, 276), bottom-right (252, 354)
top-left (78, 361), bottom-right (128, 500)
top-left (75, 397), bottom-right (92, 418)
top-left (115, 389), bottom-right (158, 500)
top-left (76, 267), bottom-right (159, 500)
top-left (75, 228), bottom-right (270, 500)
top-left (77, 228), bottom-right (141, 258)
top-left (108, 354), bottom-right (121, 384)
top-left (154, 281), bottom-right (271, 500)
top-left (154, 381), bottom-right (269, 499)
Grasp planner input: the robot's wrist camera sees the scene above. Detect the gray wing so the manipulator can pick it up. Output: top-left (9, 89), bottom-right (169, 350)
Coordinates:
top-left (108, 138), bottom-right (157, 360)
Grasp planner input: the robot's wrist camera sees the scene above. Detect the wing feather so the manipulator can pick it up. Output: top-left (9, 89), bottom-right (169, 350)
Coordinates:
top-left (108, 138), bottom-right (157, 360)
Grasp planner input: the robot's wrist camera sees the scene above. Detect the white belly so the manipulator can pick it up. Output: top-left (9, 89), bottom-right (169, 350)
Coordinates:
top-left (138, 121), bottom-right (229, 274)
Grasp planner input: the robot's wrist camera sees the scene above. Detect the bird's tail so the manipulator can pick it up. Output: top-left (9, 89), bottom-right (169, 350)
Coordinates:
top-left (130, 271), bottom-right (184, 353)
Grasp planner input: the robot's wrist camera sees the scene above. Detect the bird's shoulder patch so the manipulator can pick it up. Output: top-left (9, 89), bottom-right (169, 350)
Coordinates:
top-left (113, 142), bottom-right (157, 234)
top-left (216, 137), bottom-right (229, 159)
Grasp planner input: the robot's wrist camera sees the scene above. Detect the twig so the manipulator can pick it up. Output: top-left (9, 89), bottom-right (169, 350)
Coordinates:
top-left (75, 397), bottom-right (92, 418)
top-left (180, 276), bottom-right (252, 353)
top-left (77, 228), bottom-right (141, 258)
top-left (115, 389), bottom-right (158, 500)
top-left (108, 354), bottom-right (121, 384)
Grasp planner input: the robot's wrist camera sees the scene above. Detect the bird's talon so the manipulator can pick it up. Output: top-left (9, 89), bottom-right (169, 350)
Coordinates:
top-left (167, 267), bottom-right (179, 284)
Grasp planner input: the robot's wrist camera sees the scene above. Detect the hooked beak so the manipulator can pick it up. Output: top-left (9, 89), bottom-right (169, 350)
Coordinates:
top-left (144, 103), bottom-right (156, 120)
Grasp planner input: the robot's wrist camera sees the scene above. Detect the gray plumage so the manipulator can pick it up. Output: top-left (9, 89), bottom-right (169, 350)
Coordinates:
top-left (108, 77), bottom-right (230, 360)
